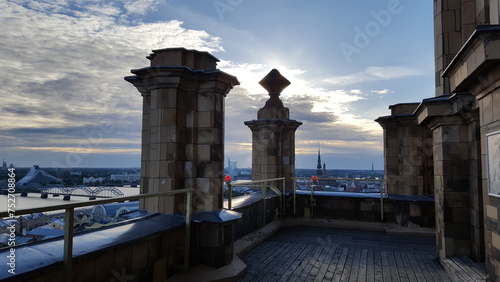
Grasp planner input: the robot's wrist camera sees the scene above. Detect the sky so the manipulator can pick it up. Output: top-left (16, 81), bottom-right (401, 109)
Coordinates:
top-left (0, 0), bottom-right (434, 170)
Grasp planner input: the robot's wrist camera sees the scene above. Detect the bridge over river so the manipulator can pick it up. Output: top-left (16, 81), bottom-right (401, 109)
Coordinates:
top-left (2, 186), bottom-right (126, 200)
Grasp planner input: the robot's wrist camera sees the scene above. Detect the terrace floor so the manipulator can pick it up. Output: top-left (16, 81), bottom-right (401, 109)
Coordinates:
top-left (239, 226), bottom-right (451, 282)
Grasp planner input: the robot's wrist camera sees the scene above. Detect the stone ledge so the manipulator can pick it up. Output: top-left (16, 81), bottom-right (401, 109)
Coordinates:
top-left (234, 220), bottom-right (283, 257)
top-left (281, 217), bottom-right (436, 237)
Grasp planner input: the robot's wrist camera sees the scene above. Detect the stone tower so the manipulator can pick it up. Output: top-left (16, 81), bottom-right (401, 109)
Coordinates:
top-left (245, 69), bottom-right (302, 190)
top-left (377, 2), bottom-right (500, 277)
top-left (125, 48), bottom-right (239, 214)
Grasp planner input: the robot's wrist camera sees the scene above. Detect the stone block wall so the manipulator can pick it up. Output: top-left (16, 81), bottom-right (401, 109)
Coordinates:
top-left (246, 119), bottom-right (301, 190)
top-left (476, 66), bottom-right (500, 278)
top-left (126, 48), bottom-right (239, 213)
top-left (292, 194), bottom-right (435, 228)
top-left (439, 19), bottom-right (500, 277)
top-left (232, 196), bottom-right (281, 240)
top-left (432, 120), bottom-right (475, 259)
top-left (13, 223), bottom-right (186, 282)
top-left (434, 0), bottom-right (483, 96)
top-left (376, 103), bottom-right (434, 196)
top-left (245, 69), bottom-right (301, 191)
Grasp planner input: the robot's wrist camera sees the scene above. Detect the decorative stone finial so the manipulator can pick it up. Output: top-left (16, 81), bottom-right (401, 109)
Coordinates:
top-left (259, 69), bottom-right (290, 108)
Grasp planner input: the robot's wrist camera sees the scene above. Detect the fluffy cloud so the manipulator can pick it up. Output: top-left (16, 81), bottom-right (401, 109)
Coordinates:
top-left (221, 61), bottom-right (384, 168)
top-left (323, 66), bottom-right (424, 86)
top-left (1, 0), bottom-right (387, 169)
top-left (0, 0), bottom-right (224, 167)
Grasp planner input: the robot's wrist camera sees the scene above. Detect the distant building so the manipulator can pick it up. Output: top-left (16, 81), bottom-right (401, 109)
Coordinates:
top-left (70, 171), bottom-right (82, 176)
top-left (316, 148), bottom-right (328, 177)
top-left (48, 218), bottom-right (65, 230)
top-left (83, 176), bottom-right (106, 184)
top-left (90, 202), bottom-right (139, 223)
top-left (74, 212), bottom-right (90, 226)
top-left (17, 165), bottom-right (63, 187)
top-left (227, 158), bottom-right (239, 179)
top-left (109, 173), bottom-right (140, 183)
top-left (1, 159), bottom-right (7, 171)
top-left (239, 168), bottom-right (252, 176)
top-left (18, 213), bottom-right (49, 233)
top-left (49, 212), bottom-right (90, 230)
top-left (0, 218), bottom-right (21, 235)
top-left (25, 225), bottom-right (64, 241)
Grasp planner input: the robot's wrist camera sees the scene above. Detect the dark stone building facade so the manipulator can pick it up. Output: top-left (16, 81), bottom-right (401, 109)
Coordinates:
top-left (377, 1), bottom-right (500, 279)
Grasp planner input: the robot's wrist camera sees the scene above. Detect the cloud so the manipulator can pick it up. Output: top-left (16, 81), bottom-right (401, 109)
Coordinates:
top-left (284, 95), bottom-right (337, 123)
top-left (13, 146), bottom-right (140, 154)
top-left (0, 1), bottom-right (387, 169)
top-left (124, 0), bottom-right (159, 16)
top-left (0, 1), bottom-right (226, 167)
top-left (323, 66), bottom-right (424, 86)
top-left (221, 62), bottom-right (385, 168)
top-left (370, 89), bottom-right (390, 94)
top-left (7, 0), bottom-right (160, 20)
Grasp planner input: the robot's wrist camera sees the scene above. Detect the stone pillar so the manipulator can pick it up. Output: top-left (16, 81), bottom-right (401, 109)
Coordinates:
top-left (125, 48), bottom-right (239, 214)
top-left (244, 69), bottom-right (302, 190)
top-left (375, 103), bottom-right (434, 196)
top-left (415, 93), bottom-right (479, 260)
top-left (433, 120), bottom-right (472, 258)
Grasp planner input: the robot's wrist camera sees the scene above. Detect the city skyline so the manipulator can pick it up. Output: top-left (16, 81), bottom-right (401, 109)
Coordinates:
top-left (0, 0), bottom-right (434, 169)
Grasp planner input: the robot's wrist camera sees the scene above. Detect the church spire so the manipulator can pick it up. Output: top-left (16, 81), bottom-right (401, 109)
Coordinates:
top-left (316, 146), bottom-right (323, 176)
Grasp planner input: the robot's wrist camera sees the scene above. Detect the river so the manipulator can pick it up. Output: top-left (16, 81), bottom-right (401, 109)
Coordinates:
top-left (0, 187), bottom-right (140, 213)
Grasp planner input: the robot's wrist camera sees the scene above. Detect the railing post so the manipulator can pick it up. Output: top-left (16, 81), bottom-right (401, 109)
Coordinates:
top-left (227, 183), bottom-right (232, 210)
top-left (184, 191), bottom-right (192, 269)
top-left (310, 186), bottom-right (314, 217)
top-left (293, 178), bottom-right (296, 216)
top-left (282, 178), bottom-right (286, 216)
top-left (63, 208), bottom-right (74, 282)
top-left (261, 182), bottom-right (266, 227)
top-left (380, 180), bottom-right (385, 221)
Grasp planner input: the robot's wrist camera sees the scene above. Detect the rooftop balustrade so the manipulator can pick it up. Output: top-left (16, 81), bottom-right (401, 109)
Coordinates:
top-left (0, 189), bottom-right (193, 282)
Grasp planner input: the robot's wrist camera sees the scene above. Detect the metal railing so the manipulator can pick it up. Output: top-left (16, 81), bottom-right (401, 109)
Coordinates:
top-left (293, 177), bottom-right (386, 220)
top-left (226, 177), bottom-right (286, 217)
top-left (225, 177), bottom-right (386, 220)
top-left (0, 189), bottom-right (193, 282)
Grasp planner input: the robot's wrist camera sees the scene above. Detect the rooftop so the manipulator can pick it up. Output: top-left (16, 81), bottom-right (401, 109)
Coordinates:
top-left (239, 226), bottom-right (445, 281)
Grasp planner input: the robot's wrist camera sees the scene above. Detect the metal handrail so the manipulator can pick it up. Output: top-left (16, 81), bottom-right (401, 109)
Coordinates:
top-left (226, 177), bottom-right (285, 210)
top-left (225, 176), bottom-right (387, 220)
top-left (1, 189), bottom-right (193, 282)
top-left (226, 177), bottom-right (286, 226)
top-left (292, 177), bottom-right (386, 219)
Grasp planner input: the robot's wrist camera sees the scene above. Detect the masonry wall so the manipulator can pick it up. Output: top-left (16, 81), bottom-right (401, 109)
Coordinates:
top-left (126, 48), bottom-right (238, 213)
top-left (292, 194), bottom-right (435, 228)
top-left (377, 104), bottom-right (434, 196)
top-left (434, 0), bottom-right (485, 95)
top-left (232, 196), bottom-right (281, 240)
top-left (476, 69), bottom-right (500, 278)
top-left (434, 0), bottom-right (500, 276)
top-left (16, 225), bottom-right (186, 282)
top-left (431, 118), bottom-right (477, 259)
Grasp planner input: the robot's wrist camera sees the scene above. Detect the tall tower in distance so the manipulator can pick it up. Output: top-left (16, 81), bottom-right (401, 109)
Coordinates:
top-left (316, 147), bottom-right (323, 177)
